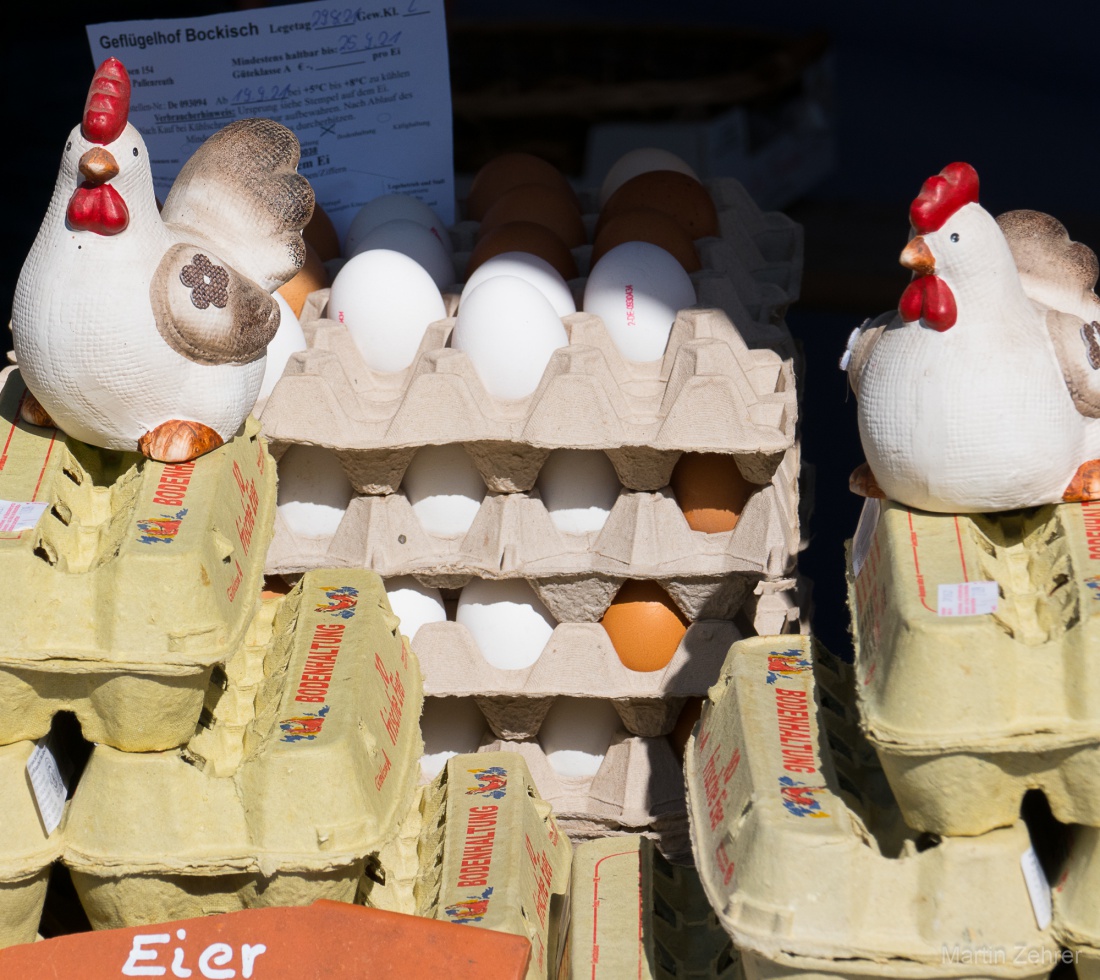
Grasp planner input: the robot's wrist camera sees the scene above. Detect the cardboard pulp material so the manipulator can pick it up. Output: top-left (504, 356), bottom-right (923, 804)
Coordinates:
top-left (61, 569), bottom-right (424, 929)
top-left (848, 497), bottom-right (1100, 836)
top-left (685, 634), bottom-right (1059, 979)
top-left (362, 752), bottom-right (571, 980)
top-left (0, 368), bottom-right (275, 752)
top-left (0, 740), bottom-right (63, 949)
top-left (478, 735), bottom-right (690, 862)
top-left (259, 304), bottom-right (795, 496)
top-left (1053, 826), bottom-right (1100, 979)
top-left (565, 834), bottom-right (739, 979)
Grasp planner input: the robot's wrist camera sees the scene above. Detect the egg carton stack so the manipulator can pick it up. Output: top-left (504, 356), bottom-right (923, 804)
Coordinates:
top-left (685, 633), bottom-right (1061, 979)
top-left (259, 165), bottom-right (807, 858)
top-left (0, 365), bottom-right (276, 947)
top-left (848, 496), bottom-right (1100, 972)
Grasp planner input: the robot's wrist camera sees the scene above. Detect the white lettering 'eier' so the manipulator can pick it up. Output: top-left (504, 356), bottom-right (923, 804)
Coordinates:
top-left (121, 929), bottom-right (268, 978)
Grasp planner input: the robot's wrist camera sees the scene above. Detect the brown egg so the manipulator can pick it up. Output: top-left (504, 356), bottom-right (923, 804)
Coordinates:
top-left (466, 221), bottom-right (578, 282)
top-left (669, 696), bottom-right (705, 761)
top-left (303, 201), bottom-right (341, 262)
top-left (597, 170), bottom-right (719, 242)
top-left (466, 152), bottom-right (581, 222)
top-left (600, 579), bottom-right (689, 672)
top-left (670, 453), bottom-right (758, 533)
top-left (477, 182), bottom-right (586, 249)
top-left (590, 207), bottom-right (702, 273)
top-left (277, 240), bottom-right (331, 317)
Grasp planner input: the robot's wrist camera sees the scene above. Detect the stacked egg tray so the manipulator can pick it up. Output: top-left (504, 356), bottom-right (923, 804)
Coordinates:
top-left (52, 569), bottom-right (423, 932)
top-left (685, 634), bottom-right (1060, 979)
top-left (0, 367), bottom-right (276, 752)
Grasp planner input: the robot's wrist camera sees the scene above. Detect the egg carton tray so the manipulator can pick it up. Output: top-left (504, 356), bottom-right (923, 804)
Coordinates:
top-left (260, 303), bottom-right (796, 495)
top-left (566, 835), bottom-right (740, 980)
top-left (0, 740), bottom-right (63, 949)
top-left (362, 751), bottom-right (572, 980)
top-left (685, 634), bottom-right (1058, 979)
top-left (1053, 826), bottom-right (1100, 979)
top-left (0, 369), bottom-right (275, 752)
top-left (473, 734), bottom-right (691, 863)
top-left (60, 569), bottom-right (424, 931)
top-left (848, 497), bottom-right (1100, 836)
top-left (266, 438), bottom-right (801, 592)
top-left (416, 619), bottom-right (741, 740)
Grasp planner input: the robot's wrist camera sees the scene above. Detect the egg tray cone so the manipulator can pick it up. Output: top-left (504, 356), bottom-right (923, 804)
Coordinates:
top-left (260, 301), bottom-right (795, 495)
top-left (358, 751), bottom-right (571, 980)
top-left (848, 497), bottom-right (1100, 836)
top-left (1052, 826), bottom-right (1100, 978)
top-left (58, 569), bottom-right (424, 931)
top-left (684, 634), bottom-right (1059, 979)
top-left (565, 835), bottom-right (740, 980)
top-left (0, 740), bottom-right (64, 949)
top-left (0, 368), bottom-right (275, 752)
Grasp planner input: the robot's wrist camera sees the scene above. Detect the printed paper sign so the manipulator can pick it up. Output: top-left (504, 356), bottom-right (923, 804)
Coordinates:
top-left (86, 0), bottom-right (454, 240)
top-left (850, 497), bottom-right (880, 578)
top-left (937, 581), bottom-right (998, 617)
top-left (0, 500), bottom-right (48, 534)
top-left (26, 738), bottom-right (68, 834)
top-left (1020, 846), bottom-right (1052, 930)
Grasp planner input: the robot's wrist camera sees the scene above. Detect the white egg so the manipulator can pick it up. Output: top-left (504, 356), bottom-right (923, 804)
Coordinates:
top-left (353, 218), bottom-right (456, 290)
top-left (402, 444), bottom-right (486, 537)
top-left (385, 575), bottom-right (447, 643)
top-left (460, 251), bottom-right (576, 318)
top-left (598, 148), bottom-right (700, 209)
top-left (536, 449), bottom-right (620, 533)
top-left (345, 192), bottom-right (454, 257)
top-left (420, 698), bottom-right (488, 780)
top-left (456, 578), bottom-right (556, 670)
top-left (328, 249), bottom-right (447, 373)
top-left (539, 698), bottom-right (622, 777)
top-left (258, 292), bottom-right (308, 402)
top-left (276, 444), bottom-right (355, 538)
top-left (451, 276), bottom-right (569, 400)
top-left (582, 241), bottom-right (696, 362)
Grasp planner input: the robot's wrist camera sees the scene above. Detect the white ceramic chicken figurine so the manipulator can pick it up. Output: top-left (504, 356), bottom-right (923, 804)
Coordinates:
top-left (12, 57), bottom-right (313, 462)
top-left (843, 161), bottom-right (1100, 512)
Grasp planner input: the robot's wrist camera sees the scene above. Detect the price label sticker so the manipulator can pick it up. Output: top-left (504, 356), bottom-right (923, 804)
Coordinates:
top-left (0, 500), bottom-right (48, 533)
top-left (1020, 846), bottom-right (1052, 930)
top-left (937, 580), bottom-right (998, 617)
top-left (850, 497), bottom-right (880, 578)
top-left (26, 737), bottom-right (68, 834)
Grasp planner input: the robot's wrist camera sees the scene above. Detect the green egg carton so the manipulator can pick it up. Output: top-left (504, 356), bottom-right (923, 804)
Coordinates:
top-left (0, 367), bottom-right (275, 751)
top-left (59, 569), bottom-right (423, 929)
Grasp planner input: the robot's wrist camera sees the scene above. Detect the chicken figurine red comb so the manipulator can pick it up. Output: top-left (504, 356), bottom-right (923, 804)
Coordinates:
top-left (841, 161), bottom-right (1100, 512)
top-left (11, 57), bottom-right (314, 463)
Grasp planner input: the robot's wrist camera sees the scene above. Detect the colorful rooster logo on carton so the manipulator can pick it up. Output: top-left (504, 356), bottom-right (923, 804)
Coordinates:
top-left (765, 651), bottom-right (812, 685)
top-left (445, 886), bottom-right (494, 924)
top-left (466, 766), bottom-right (508, 799)
top-left (316, 585), bottom-right (358, 619)
top-left (279, 705), bottom-right (329, 742)
top-left (778, 776), bottom-right (830, 818)
top-left (136, 508), bottom-right (188, 544)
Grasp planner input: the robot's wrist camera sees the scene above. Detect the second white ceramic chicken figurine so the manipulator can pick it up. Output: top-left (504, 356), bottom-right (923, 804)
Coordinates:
top-left (843, 161), bottom-right (1100, 512)
top-left (12, 57), bottom-right (314, 462)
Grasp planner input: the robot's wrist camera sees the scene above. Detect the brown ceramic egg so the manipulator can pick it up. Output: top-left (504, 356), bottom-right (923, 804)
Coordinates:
top-left (600, 579), bottom-right (689, 672)
top-left (670, 453), bottom-right (758, 533)
top-left (466, 152), bottom-right (581, 222)
top-left (465, 221), bottom-right (579, 282)
top-left (277, 240), bottom-right (331, 317)
top-left (303, 201), bottom-right (341, 262)
top-left (477, 182), bottom-right (587, 249)
top-left (669, 696), bottom-right (705, 761)
top-left (590, 207), bottom-right (702, 273)
top-left (597, 170), bottom-right (719, 242)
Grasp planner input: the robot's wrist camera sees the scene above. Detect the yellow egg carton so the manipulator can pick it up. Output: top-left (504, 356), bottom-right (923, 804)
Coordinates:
top-left (0, 740), bottom-right (63, 949)
top-left (564, 835), bottom-right (739, 980)
top-left (1052, 827), bottom-right (1100, 978)
top-left (59, 569), bottom-right (423, 930)
top-left (685, 634), bottom-right (1060, 979)
top-left (414, 619), bottom-right (741, 740)
top-left (0, 367), bottom-right (275, 752)
top-left (847, 497), bottom-right (1100, 837)
top-left (260, 302), bottom-right (795, 495)
top-left (266, 439), bottom-right (803, 599)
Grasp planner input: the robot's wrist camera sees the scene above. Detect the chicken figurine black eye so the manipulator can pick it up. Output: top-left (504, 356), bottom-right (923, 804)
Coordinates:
top-left (950, 232), bottom-right (960, 242)
top-left (66, 141), bottom-right (71, 151)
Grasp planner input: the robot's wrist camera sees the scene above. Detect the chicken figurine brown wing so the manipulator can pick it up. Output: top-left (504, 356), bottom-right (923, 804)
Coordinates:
top-left (11, 57), bottom-right (314, 463)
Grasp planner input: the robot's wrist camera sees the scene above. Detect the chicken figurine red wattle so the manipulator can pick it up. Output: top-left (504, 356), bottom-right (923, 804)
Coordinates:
top-left (843, 161), bottom-right (1100, 512)
top-left (12, 57), bottom-right (314, 462)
